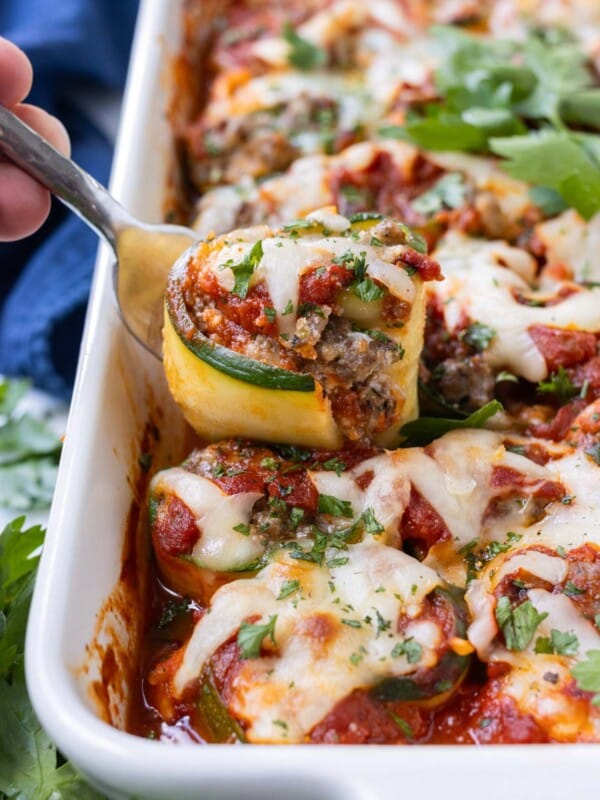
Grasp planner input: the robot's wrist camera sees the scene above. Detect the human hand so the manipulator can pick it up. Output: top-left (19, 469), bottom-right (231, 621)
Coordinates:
top-left (0, 37), bottom-right (71, 242)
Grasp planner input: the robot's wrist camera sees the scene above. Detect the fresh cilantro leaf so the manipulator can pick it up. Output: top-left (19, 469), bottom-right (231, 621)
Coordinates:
top-left (392, 111), bottom-right (489, 153)
top-left (277, 580), bottom-right (301, 601)
top-left (317, 494), bottom-right (354, 518)
top-left (237, 615), bottom-right (278, 658)
top-left (400, 400), bottom-right (503, 446)
top-left (495, 597), bottom-right (548, 652)
top-left (391, 637), bottom-right (423, 664)
top-left (411, 173), bottom-right (469, 216)
top-left (222, 240), bottom-right (263, 298)
top-left (534, 629), bottom-right (579, 656)
top-left (529, 186), bottom-right (568, 216)
top-left (282, 22), bottom-right (327, 71)
top-left (460, 322), bottom-right (496, 352)
top-left (560, 89), bottom-right (600, 130)
top-left (490, 131), bottom-right (600, 220)
top-left (571, 650), bottom-right (600, 705)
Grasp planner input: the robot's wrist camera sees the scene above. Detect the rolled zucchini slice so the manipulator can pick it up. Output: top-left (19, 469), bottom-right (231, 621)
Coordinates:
top-left (167, 541), bottom-right (471, 743)
top-left (147, 439), bottom-right (410, 602)
top-left (163, 208), bottom-right (441, 448)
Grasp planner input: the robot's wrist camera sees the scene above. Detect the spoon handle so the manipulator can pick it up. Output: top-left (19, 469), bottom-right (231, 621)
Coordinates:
top-left (0, 105), bottom-right (134, 248)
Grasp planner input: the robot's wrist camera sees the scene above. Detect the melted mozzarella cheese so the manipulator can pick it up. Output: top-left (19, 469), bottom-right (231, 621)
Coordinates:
top-left (433, 232), bottom-right (600, 381)
top-left (203, 215), bottom-right (418, 331)
top-left (151, 468), bottom-right (264, 571)
top-left (535, 210), bottom-right (600, 285)
top-left (174, 541), bottom-right (444, 743)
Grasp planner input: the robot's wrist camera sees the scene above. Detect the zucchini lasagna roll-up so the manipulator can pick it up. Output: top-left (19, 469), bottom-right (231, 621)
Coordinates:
top-left (147, 544), bottom-right (471, 744)
top-left (164, 208), bottom-right (441, 448)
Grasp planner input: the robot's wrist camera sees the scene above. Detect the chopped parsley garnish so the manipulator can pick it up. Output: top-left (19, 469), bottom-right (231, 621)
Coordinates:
top-left (534, 629), bottom-right (579, 656)
top-left (362, 508), bottom-right (384, 535)
top-left (273, 719), bottom-right (288, 732)
top-left (564, 580), bottom-right (585, 597)
top-left (375, 611), bottom-right (391, 637)
top-left (400, 400), bottom-right (503, 446)
top-left (353, 277), bottom-right (386, 303)
top-left (282, 299), bottom-right (294, 315)
top-left (342, 618), bottom-right (362, 629)
top-left (537, 365), bottom-right (578, 404)
top-left (460, 533), bottom-right (522, 583)
top-left (289, 507), bottom-right (304, 529)
top-left (221, 239), bottom-right (263, 298)
top-left (260, 457), bottom-right (279, 470)
top-left (391, 637), bottom-right (423, 664)
top-left (460, 322), bottom-right (496, 353)
top-left (233, 523), bottom-right (251, 536)
top-left (237, 615), bottom-right (278, 658)
top-left (277, 580), bottom-right (301, 600)
top-left (157, 597), bottom-right (189, 629)
top-left (282, 22), bottom-right (327, 71)
top-left (317, 494), bottom-right (354, 518)
top-left (264, 306), bottom-right (277, 323)
top-left (571, 650), bottom-right (600, 705)
top-left (495, 597), bottom-right (548, 652)
top-left (321, 457), bottom-right (347, 477)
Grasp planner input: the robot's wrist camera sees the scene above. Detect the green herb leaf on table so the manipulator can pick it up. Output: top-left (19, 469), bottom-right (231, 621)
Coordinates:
top-left (400, 399), bottom-right (503, 447)
top-left (0, 517), bottom-right (104, 799)
top-left (0, 378), bottom-right (62, 512)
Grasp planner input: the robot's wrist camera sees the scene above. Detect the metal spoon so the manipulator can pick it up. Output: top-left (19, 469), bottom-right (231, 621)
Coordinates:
top-left (0, 106), bottom-right (196, 358)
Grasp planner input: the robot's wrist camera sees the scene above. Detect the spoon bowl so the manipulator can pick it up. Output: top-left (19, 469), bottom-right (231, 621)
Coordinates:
top-left (0, 106), bottom-right (197, 358)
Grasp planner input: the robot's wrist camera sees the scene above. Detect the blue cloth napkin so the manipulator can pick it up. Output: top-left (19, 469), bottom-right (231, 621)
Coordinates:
top-left (0, 0), bottom-right (139, 399)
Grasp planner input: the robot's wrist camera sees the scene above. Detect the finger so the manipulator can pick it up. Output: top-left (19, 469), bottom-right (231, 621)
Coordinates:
top-left (0, 105), bottom-right (71, 240)
top-left (0, 38), bottom-right (33, 107)
top-left (13, 103), bottom-right (71, 157)
top-left (0, 161), bottom-right (51, 241)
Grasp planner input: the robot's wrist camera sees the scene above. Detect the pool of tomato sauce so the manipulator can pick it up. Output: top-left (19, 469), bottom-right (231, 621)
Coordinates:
top-left (126, 556), bottom-right (550, 745)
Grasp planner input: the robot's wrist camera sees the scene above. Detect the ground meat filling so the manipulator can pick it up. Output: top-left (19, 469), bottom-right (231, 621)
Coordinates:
top-left (183, 261), bottom-right (406, 442)
top-left (184, 95), bottom-right (361, 192)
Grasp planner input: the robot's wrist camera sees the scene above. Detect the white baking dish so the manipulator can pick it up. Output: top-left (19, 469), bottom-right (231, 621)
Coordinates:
top-left (25, 1), bottom-right (600, 797)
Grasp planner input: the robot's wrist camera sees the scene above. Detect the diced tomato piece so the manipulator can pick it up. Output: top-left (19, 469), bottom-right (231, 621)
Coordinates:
top-left (528, 325), bottom-right (597, 372)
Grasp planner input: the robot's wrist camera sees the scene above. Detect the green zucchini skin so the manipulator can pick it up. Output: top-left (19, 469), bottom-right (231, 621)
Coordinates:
top-left (165, 270), bottom-right (315, 392)
top-left (197, 667), bottom-right (247, 744)
top-left (371, 586), bottom-right (471, 703)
